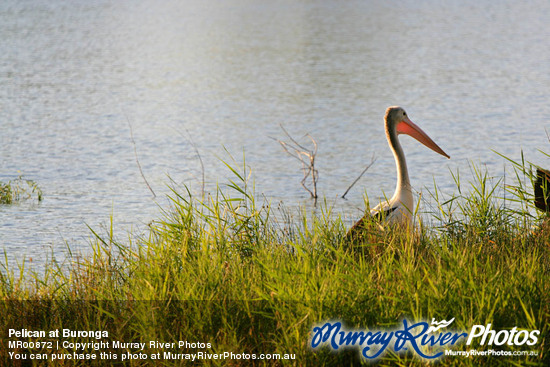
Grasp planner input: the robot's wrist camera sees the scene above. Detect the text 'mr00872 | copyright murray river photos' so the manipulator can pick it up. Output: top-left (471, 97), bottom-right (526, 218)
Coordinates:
top-left (7, 328), bottom-right (296, 362)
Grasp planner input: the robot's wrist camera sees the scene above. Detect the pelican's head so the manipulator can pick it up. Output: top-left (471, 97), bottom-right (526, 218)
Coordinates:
top-left (385, 106), bottom-right (450, 159)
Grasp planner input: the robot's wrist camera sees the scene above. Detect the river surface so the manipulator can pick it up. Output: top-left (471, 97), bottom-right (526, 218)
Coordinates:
top-left (1, 0), bottom-right (549, 268)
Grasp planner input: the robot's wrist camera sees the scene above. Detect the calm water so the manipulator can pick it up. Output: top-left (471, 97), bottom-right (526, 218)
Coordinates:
top-left (1, 0), bottom-right (549, 267)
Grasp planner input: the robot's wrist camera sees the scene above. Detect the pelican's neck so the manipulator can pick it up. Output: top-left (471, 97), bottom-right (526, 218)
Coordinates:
top-left (386, 128), bottom-right (411, 200)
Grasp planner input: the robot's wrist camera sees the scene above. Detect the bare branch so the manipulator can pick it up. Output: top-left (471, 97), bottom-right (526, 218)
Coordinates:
top-left (275, 139), bottom-right (302, 161)
top-left (341, 153), bottom-right (376, 199)
top-left (280, 124), bottom-right (310, 152)
top-left (273, 126), bottom-right (319, 199)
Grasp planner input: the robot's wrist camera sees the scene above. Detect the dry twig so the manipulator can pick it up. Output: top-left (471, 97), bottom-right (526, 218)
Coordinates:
top-left (273, 125), bottom-right (319, 199)
top-left (341, 153), bottom-right (377, 199)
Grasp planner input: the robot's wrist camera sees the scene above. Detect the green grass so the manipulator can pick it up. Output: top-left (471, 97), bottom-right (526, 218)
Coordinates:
top-left (0, 176), bottom-right (43, 205)
top-left (0, 156), bottom-right (548, 366)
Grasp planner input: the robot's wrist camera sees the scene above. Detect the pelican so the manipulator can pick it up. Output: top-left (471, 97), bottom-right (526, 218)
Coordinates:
top-left (347, 106), bottom-right (450, 238)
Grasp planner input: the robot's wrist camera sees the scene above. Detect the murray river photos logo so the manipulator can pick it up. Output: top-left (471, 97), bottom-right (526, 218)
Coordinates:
top-left (310, 318), bottom-right (540, 360)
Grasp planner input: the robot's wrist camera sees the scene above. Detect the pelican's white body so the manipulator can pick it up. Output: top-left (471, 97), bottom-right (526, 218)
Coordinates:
top-left (370, 185), bottom-right (414, 226)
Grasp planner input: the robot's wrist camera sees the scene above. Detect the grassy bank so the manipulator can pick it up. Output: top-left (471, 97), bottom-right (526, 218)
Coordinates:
top-left (0, 159), bottom-right (549, 366)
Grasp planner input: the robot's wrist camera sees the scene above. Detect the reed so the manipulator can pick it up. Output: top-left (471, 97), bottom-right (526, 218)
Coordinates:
top-left (0, 154), bottom-right (548, 366)
top-left (0, 176), bottom-right (42, 205)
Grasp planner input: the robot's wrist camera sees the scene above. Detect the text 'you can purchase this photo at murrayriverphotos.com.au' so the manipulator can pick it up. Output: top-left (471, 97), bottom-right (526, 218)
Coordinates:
top-left (7, 328), bottom-right (297, 363)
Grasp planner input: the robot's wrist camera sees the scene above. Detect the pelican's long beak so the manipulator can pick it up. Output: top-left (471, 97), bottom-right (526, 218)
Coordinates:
top-left (396, 117), bottom-right (450, 159)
